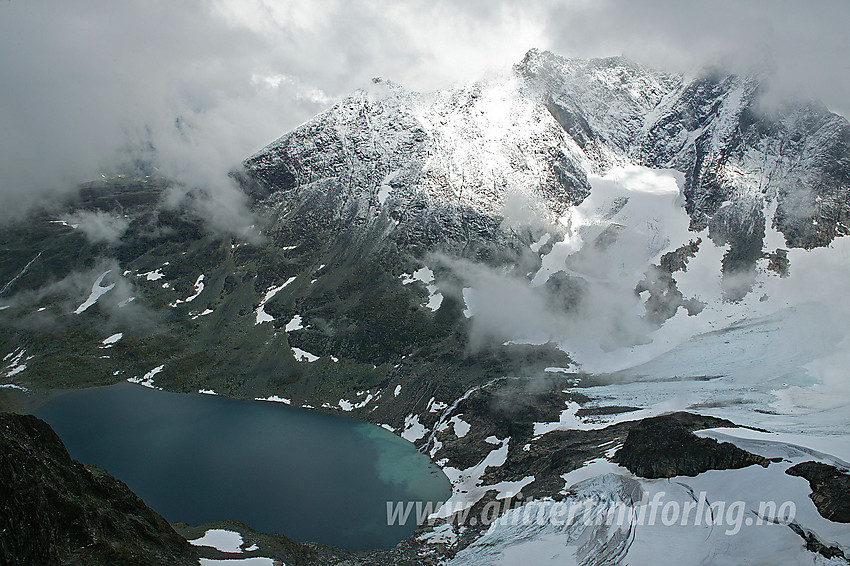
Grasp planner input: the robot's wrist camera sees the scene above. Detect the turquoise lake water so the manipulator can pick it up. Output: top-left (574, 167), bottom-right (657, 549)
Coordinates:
top-left (34, 382), bottom-right (450, 550)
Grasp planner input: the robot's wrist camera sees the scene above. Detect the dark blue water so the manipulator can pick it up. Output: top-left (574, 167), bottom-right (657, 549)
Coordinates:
top-left (34, 383), bottom-right (449, 550)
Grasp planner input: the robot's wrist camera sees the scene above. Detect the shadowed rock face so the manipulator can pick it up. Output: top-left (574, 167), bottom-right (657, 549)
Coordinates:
top-left (613, 412), bottom-right (769, 478)
top-left (788, 522), bottom-right (848, 562)
top-left (787, 461), bottom-right (850, 523)
top-left (0, 412), bottom-right (199, 566)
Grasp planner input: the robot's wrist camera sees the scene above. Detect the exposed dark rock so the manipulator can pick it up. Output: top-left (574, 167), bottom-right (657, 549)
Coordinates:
top-left (788, 522), bottom-right (849, 562)
top-left (786, 461), bottom-right (850, 523)
top-left (0, 412), bottom-right (199, 566)
top-left (613, 412), bottom-right (769, 478)
top-left (658, 239), bottom-right (701, 274)
top-left (766, 248), bottom-right (790, 277)
top-left (575, 405), bottom-right (641, 417)
top-left (635, 265), bottom-right (704, 326)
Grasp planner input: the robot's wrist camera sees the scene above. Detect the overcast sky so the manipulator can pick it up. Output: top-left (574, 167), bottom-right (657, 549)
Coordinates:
top-left (1, 0), bottom-right (848, 229)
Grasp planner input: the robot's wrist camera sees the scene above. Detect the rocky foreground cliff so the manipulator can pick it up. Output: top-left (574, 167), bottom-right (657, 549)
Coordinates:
top-left (0, 412), bottom-right (199, 566)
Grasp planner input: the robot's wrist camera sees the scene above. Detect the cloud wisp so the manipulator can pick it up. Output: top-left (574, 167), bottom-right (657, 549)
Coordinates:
top-left (2, 0), bottom-right (847, 232)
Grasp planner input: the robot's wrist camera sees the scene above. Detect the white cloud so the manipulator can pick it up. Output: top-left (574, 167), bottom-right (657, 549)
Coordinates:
top-left (62, 211), bottom-right (129, 245)
top-left (1, 0), bottom-right (846, 228)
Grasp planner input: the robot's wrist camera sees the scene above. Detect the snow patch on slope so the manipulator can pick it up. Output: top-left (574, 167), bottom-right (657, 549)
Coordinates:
top-left (2, 348), bottom-right (33, 380)
top-left (170, 274), bottom-right (205, 307)
top-left (100, 333), bottom-right (123, 348)
top-left (291, 347), bottom-right (319, 362)
top-left (285, 315), bottom-right (303, 332)
top-left (74, 270), bottom-right (115, 314)
top-left (402, 414), bottom-right (426, 443)
top-left (127, 365), bottom-right (164, 389)
top-left (255, 395), bottom-right (291, 404)
top-left (255, 277), bottom-right (296, 325)
top-left (189, 529), bottom-right (245, 553)
top-left (402, 266), bottom-right (443, 311)
top-left (377, 169), bottom-right (400, 205)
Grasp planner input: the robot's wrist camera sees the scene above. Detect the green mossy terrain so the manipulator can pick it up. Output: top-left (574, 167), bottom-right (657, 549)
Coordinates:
top-left (0, 178), bottom-right (573, 433)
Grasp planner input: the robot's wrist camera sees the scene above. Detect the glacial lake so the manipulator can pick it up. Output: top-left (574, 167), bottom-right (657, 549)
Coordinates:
top-left (33, 382), bottom-right (450, 550)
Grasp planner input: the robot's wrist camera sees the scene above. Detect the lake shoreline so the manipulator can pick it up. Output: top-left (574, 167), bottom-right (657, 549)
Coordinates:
top-left (28, 381), bottom-right (451, 553)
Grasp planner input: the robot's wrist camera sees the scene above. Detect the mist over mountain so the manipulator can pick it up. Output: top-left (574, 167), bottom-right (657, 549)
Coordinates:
top-left (2, 0), bottom-right (849, 229)
top-left (2, 2), bottom-right (850, 565)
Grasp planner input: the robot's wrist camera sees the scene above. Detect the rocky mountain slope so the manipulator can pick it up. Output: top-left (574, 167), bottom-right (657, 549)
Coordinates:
top-left (250, 48), bottom-right (850, 263)
top-left (0, 412), bottom-right (199, 565)
top-left (3, 49), bottom-right (848, 418)
top-left (1, 48), bottom-right (849, 564)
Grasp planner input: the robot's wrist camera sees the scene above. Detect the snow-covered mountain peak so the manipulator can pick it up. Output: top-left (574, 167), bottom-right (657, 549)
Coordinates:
top-left (243, 51), bottom-right (850, 405)
top-left (246, 68), bottom-right (591, 249)
top-left (246, 48), bottom-right (850, 265)
top-left (517, 49), bottom-right (682, 162)
top-left (411, 73), bottom-right (588, 218)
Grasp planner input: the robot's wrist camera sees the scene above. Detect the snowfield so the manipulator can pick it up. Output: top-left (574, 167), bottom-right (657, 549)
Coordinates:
top-left (425, 164), bottom-right (850, 564)
top-left (255, 277), bottom-right (296, 325)
top-left (448, 430), bottom-right (850, 565)
top-left (189, 529), bottom-right (245, 553)
top-left (453, 163), bottom-right (850, 442)
top-left (73, 270), bottom-right (114, 314)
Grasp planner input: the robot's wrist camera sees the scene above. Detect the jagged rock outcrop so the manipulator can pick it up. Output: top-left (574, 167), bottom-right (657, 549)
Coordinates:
top-left (787, 461), bottom-right (850, 523)
top-left (518, 49), bottom-right (850, 255)
top-left (245, 76), bottom-right (590, 258)
top-left (0, 412), bottom-right (199, 566)
top-left (245, 49), bottom-right (850, 278)
top-left (613, 412), bottom-right (769, 478)
top-left (788, 522), bottom-right (849, 562)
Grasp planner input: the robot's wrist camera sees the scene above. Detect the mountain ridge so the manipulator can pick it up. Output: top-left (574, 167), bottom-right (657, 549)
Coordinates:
top-left (1, 47), bottom-right (849, 565)
top-left (247, 48), bottom-right (850, 262)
